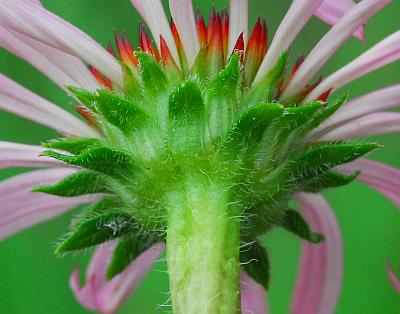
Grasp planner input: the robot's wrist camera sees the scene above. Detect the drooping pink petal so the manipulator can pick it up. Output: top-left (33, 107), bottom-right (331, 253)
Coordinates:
top-left (71, 241), bottom-right (165, 314)
top-left (0, 0), bottom-right (122, 86)
top-left (337, 158), bottom-right (400, 208)
top-left (0, 25), bottom-right (76, 90)
top-left (292, 193), bottom-right (343, 314)
top-left (228, 0), bottom-right (249, 55)
top-left (305, 30), bottom-right (400, 101)
top-left (0, 168), bottom-right (100, 240)
top-left (168, 0), bottom-right (200, 67)
top-left (253, 0), bottom-right (324, 84)
top-left (0, 141), bottom-right (65, 169)
top-left (386, 262), bottom-right (400, 292)
top-left (282, 0), bottom-right (390, 99)
top-left (240, 271), bottom-right (269, 314)
top-left (320, 111), bottom-right (400, 140)
top-left (315, 0), bottom-right (365, 41)
top-left (0, 74), bottom-right (101, 138)
top-left (312, 84), bottom-right (400, 138)
top-left (130, 0), bottom-right (179, 67)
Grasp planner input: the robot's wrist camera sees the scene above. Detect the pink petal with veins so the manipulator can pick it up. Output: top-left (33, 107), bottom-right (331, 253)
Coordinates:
top-left (0, 0), bottom-right (122, 86)
top-left (0, 74), bottom-right (100, 138)
top-left (282, 0), bottom-right (390, 99)
top-left (168, 0), bottom-right (200, 67)
top-left (320, 111), bottom-right (400, 140)
top-left (254, 0), bottom-right (324, 84)
top-left (71, 241), bottom-right (165, 314)
top-left (0, 141), bottom-right (65, 169)
top-left (0, 168), bottom-right (100, 240)
top-left (315, 0), bottom-right (365, 41)
top-left (228, 0), bottom-right (249, 54)
top-left (241, 270), bottom-right (269, 314)
top-left (305, 30), bottom-right (400, 101)
top-left (337, 158), bottom-right (400, 208)
top-left (292, 193), bottom-right (343, 314)
top-left (130, 0), bottom-right (179, 67)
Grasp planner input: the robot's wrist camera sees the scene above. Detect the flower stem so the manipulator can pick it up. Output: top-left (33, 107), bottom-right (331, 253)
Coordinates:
top-left (166, 175), bottom-right (240, 314)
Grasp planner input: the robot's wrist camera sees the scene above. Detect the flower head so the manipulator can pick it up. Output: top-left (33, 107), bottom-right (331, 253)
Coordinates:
top-left (0, 0), bottom-right (399, 313)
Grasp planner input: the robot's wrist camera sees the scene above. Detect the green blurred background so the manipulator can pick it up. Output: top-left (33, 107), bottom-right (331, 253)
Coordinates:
top-left (0, 0), bottom-right (399, 313)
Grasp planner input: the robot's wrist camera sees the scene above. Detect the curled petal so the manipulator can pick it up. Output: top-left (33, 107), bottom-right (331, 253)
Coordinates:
top-left (254, 0), bottom-right (324, 84)
top-left (320, 111), bottom-right (400, 140)
top-left (130, 0), bottom-right (179, 67)
top-left (0, 168), bottom-right (99, 240)
top-left (0, 74), bottom-right (100, 138)
top-left (240, 271), bottom-right (269, 314)
top-left (282, 0), bottom-right (390, 99)
top-left (0, 141), bottom-right (65, 169)
top-left (337, 158), bottom-right (400, 208)
top-left (228, 0), bottom-right (248, 55)
top-left (71, 241), bottom-right (165, 314)
top-left (0, 0), bottom-right (122, 86)
top-left (305, 30), bottom-right (400, 102)
top-left (168, 0), bottom-right (200, 67)
top-left (386, 262), bottom-right (400, 292)
top-left (292, 193), bottom-right (343, 314)
top-left (312, 84), bottom-right (400, 138)
top-left (315, 0), bottom-right (365, 41)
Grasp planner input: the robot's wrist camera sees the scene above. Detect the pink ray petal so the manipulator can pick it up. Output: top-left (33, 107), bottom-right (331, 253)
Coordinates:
top-left (0, 141), bottom-right (66, 169)
top-left (292, 193), bottom-right (343, 314)
top-left (240, 270), bottom-right (269, 314)
top-left (168, 0), bottom-right (200, 67)
top-left (320, 111), bottom-right (400, 140)
top-left (386, 262), bottom-right (400, 292)
top-left (254, 0), bottom-right (324, 84)
top-left (0, 25), bottom-right (76, 90)
top-left (0, 26), bottom-right (100, 91)
top-left (0, 0), bottom-right (122, 86)
top-left (0, 74), bottom-right (101, 138)
top-left (312, 84), bottom-right (400, 138)
top-left (282, 0), bottom-right (390, 99)
top-left (0, 168), bottom-right (100, 240)
top-left (228, 0), bottom-right (249, 55)
top-left (337, 158), bottom-right (400, 208)
top-left (305, 30), bottom-right (400, 102)
top-left (130, 0), bottom-right (179, 67)
top-left (315, 0), bottom-right (365, 41)
top-left (71, 241), bottom-right (165, 314)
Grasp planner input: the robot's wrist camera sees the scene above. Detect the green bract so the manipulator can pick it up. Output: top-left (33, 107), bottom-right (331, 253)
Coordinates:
top-left (35, 51), bottom-right (377, 287)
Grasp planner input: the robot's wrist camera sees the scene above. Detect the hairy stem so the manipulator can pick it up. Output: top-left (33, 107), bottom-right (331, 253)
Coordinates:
top-left (166, 175), bottom-right (240, 314)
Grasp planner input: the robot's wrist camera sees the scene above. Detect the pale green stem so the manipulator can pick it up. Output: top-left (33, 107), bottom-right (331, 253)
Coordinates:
top-left (165, 175), bottom-right (240, 314)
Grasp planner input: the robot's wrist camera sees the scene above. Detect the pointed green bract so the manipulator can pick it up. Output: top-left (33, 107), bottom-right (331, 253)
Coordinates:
top-left (95, 90), bottom-right (149, 133)
top-left (304, 93), bottom-right (348, 135)
top-left (32, 171), bottom-right (111, 196)
top-left (137, 51), bottom-right (168, 96)
top-left (295, 143), bottom-right (379, 180)
top-left (273, 209), bottom-right (324, 243)
top-left (206, 54), bottom-right (240, 139)
top-left (56, 209), bottom-right (133, 253)
top-left (42, 147), bottom-right (132, 176)
top-left (168, 80), bottom-right (206, 152)
top-left (240, 240), bottom-right (270, 289)
top-left (107, 232), bottom-right (159, 279)
top-left (43, 138), bottom-right (102, 155)
top-left (302, 170), bottom-right (360, 192)
top-left (68, 86), bottom-right (98, 112)
top-left (225, 102), bottom-right (284, 153)
top-left (240, 52), bottom-right (288, 110)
